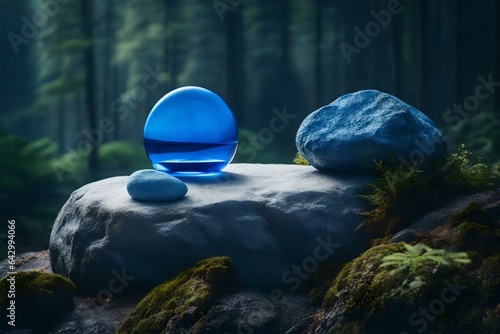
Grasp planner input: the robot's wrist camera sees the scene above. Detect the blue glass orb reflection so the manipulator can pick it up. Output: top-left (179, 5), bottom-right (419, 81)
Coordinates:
top-left (144, 86), bottom-right (238, 176)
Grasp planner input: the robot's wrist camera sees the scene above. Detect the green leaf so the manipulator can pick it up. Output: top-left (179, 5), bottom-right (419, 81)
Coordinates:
top-left (382, 253), bottom-right (410, 260)
top-left (452, 258), bottom-right (472, 264)
top-left (403, 243), bottom-right (419, 254)
top-left (408, 279), bottom-right (424, 290)
top-left (379, 261), bottom-right (403, 268)
top-left (425, 256), bottom-right (450, 265)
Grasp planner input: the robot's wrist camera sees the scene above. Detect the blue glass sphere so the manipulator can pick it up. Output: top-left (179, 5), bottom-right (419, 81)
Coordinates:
top-left (144, 86), bottom-right (238, 176)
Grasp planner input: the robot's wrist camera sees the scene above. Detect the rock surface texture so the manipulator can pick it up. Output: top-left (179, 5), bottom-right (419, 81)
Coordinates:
top-left (49, 164), bottom-right (371, 295)
top-left (296, 90), bottom-right (447, 173)
top-left (193, 291), bottom-right (312, 333)
top-left (390, 188), bottom-right (500, 243)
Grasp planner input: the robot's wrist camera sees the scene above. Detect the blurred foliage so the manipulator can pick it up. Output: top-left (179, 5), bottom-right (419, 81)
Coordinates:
top-left (0, 132), bottom-right (153, 258)
top-left (233, 127), bottom-right (289, 163)
top-left (444, 112), bottom-right (500, 165)
top-left (0, 131), bottom-right (69, 255)
top-left (98, 141), bottom-right (151, 177)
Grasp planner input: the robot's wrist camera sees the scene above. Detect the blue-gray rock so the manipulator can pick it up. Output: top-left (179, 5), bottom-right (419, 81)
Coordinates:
top-left (126, 169), bottom-right (187, 202)
top-left (49, 164), bottom-right (372, 295)
top-left (296, 90), bottom-right (447, 173)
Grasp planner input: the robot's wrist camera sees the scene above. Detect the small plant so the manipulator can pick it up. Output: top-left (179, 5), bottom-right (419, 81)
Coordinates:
top-left (379, 243), bottom-right (471, 296)
top-left (293, 152), bottom-right (310, 165)
top-left (357, 161), bottom-right (425, 235)
top-left (492, 162), bottom-right (500, 177)
top-left (359, 145), bottom-right (493, 236)
top-left (439, 144), bottom-right (490, 187)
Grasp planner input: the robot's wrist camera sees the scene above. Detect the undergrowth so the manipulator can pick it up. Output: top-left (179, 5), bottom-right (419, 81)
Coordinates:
top-left (438, 143), bottom-right (491, 188)
top-left (358, 144), bottom-right (495, 236)
top-left (358, 161), bottom-right (425, 235)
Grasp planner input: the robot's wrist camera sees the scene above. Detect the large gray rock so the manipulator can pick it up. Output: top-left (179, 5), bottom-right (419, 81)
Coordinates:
top-left (296, 90), bottom-right (447, 173)
top-left (49, 164), bottom-right (372, 295)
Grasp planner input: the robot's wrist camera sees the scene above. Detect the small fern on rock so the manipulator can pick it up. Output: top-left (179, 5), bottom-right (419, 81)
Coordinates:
top-left (379, 243), bottom-right (471, 297)
top-left (357, 161), bottom-right (425, 235)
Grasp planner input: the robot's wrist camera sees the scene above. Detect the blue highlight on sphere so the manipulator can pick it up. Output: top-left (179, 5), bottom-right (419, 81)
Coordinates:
top-left (144, 86), bottom-right (238, 176)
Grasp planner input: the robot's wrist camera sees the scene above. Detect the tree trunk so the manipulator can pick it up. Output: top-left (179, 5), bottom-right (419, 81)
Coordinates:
top-left (391, 4), bottom-right (402, 96)
top-left (170, 32), bottom-right (178, 88)
top-left (494, 0), bottom-right (500, 112)
top-left (280, 0), bottom-right (290, 66)
top-left (112, 66), bottom-right (120, 140)
top-left (103, 0), bottom-right (114, 143)
top-left (419, 0), bottom-right (428, 111)
top-left (313, 0), bottom-right (323, 108)
top-left (225, 2), bottom-right (244, 121)
top-left (163, 0), bottom-right (174, 90)
top-left (455, 0), bottom-right (465, 104)
top-left (82, 0), bottom-right (99, 180)
top-left (57, 100), bottom-right (65, 154)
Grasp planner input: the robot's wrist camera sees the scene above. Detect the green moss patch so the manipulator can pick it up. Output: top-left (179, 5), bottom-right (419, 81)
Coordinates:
top-left (450, 202), bottom-right (494, 227)
top-left (117, 256), bottom-right (236, 334)
top-left (478, 255), bottom-right (500, 304)
top-left (0, 271), bottom-right (76, 330)
top-left (323, 243), bottom-right (405, 311)
top-left (455, 222), bottom-right (500, 255)
top-left (322, 243), bottom-right (477, 332)
top-left (457, 222), bottom-right (492, 239)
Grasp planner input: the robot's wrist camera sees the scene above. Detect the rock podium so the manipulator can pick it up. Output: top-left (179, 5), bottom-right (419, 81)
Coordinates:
top-left (49, 164), bottom-right (372, 295)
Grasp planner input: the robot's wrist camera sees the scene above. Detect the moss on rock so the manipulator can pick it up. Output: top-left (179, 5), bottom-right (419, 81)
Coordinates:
top-left (117, 256), bottom-right (236, 334)
top-left (456, 221), bottom-right (492, 239)
top-left (455, 222), bottom-right (500, 255)
top-left (316, 195), bottom-right (500, 333)
top-left (0, 271), bottom-right (76, 330)
top-left (321, 243), bottom-right (477, 333)
top-left (478, 254), bottom-right (500, 304)
top-left (323, 243), bottom-right (405, 311)
top-left (450, 202), bottom-right (494, 227)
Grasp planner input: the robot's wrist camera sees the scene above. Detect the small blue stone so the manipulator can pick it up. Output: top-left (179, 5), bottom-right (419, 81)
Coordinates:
top-left (127, 169), bottom-right (188, 202)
